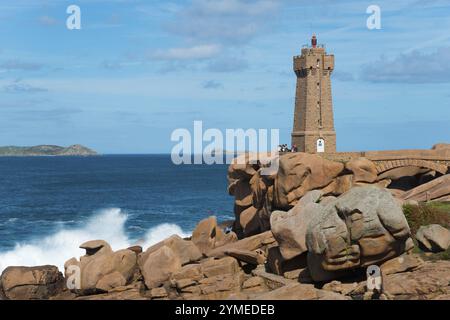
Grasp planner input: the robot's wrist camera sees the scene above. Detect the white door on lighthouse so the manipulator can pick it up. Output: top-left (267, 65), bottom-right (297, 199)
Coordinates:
top-left (316, 138), bottom-right (325, 153)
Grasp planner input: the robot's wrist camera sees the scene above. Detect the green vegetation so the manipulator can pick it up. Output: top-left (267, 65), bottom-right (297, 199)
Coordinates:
top-left (426, 247), bottom-right (450, 261)
top-left (403, 202), bottom-right (450, 236)
top-left (403, 202), bottom-right (450, 260)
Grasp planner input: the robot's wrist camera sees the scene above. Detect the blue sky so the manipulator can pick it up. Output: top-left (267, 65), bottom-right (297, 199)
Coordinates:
top-left (0, 0), bottom-right (449, 153)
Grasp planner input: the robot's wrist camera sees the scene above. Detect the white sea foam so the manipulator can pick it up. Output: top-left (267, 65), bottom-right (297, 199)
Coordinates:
top-left (0, 208), bottom-right (190, 273)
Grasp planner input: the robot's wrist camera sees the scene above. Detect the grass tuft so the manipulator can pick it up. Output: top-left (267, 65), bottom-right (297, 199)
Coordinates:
top-left (403, 202), bottom-right (450, 260)
top-left (402, 202), bottom-right (450, 237)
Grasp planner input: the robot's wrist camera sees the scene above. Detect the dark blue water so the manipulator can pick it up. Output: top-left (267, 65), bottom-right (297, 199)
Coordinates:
top-left (0, 155), bottom-right (233, 252)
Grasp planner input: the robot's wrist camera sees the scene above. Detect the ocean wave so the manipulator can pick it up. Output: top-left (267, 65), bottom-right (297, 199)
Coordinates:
top-left (0, 208), bottom-right (190, 273)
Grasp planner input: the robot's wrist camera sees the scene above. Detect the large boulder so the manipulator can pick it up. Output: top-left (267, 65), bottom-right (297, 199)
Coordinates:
top-left (416, 224), bottom-right (450, 252)
top-left (252, 283), bottom-right (350, 300)
top-left (232, 180), bottom-right (253, 212)
top-left (380, 253), bottom-right (424, 275)
top-left (207, 230), bottom-right (276, 258)
top-left (378, 166), bottom-right (430, 181)
top-left (141, 234), bottom-right (202, 266)
top-left (228, 153), bottom-right (277, 238)
top-left (228, 152), bottom-right (277, 186)
top-left (73, 282), bottom-right (147, 300)
top-left (320, 175), bottom-right (354, 196)
top-left (382, 260), bottom-right (450, 300)
top-left (171, 263), bottom-right (204, 282)
top-left (270, 190), bottom-right (323, 260)
top-left (167, 256), bottom-right (244, 300)
top-left (247, 171), bottom-right (275, 237)
top-left (432, 143), bottom-right (450, 150)
top-left (191, 216), bottom-right (236, 254)
top-left (1, 265), bottom-right (64, 300)
top-left (192, 217), bottom-right (217, 254)
top-left (322, 280), bottom-right (358, 296)
top-left (402, 174), bottom-right (450, 202)
top-left (80, 240), bottom-right (113, 256)
top-left (64, 240), bottom-right (137, 294)
top-left (227, 153), bottom-right (259, 184)
top-left (242, 276), bottom-right (268, 294)
top-left (347, 260), bottom-right (450, 300)
top-left (274, 153), bottom-right (344, 210)
top-left (227, 153), bottom-right (260, 211)
top-left (225, 248), bottom-right (266, 265)
top-left (201, 257), bottom-right (240, 278)
top-left (345, 157), bottom-right (378, 184)
top-left (266, 246), bottom-right (307, 276)
top-left (306, 186), bottom-right (413, 282)
top-left (138, 245), bottom-right (181, 289)
top-left (238, 206), bottom-right (261, 237)
top-left (196, 273), bottom-right (244, 300)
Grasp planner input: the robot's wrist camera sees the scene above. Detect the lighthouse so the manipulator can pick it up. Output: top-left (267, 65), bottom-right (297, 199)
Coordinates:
top-left (291, 35), bottom-right (336, 153)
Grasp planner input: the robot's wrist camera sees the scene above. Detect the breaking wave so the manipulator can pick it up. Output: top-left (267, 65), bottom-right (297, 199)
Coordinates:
top-left (0, 208), bottom-right (190, 273)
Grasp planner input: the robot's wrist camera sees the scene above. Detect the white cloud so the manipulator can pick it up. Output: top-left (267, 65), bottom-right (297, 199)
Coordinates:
top-left (361, 47), bottom-right (450, 83)
top-left (151, 44), bottom-right (221, 60)
top-left (165, 0), bottom-right (280, 45)
top-left (146, 0), bottom-right (280, 69)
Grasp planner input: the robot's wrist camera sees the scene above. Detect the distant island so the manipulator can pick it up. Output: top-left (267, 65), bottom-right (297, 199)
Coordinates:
top-left (0, 144), bottom-right (98, 156)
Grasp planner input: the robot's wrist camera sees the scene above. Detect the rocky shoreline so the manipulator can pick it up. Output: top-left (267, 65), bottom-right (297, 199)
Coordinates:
top-left (1, 146), bottom-right (449, 300)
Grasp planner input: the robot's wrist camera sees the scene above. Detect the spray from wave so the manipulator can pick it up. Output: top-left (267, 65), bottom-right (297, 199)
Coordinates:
top-left (0, 208), bottom-right (190, 273)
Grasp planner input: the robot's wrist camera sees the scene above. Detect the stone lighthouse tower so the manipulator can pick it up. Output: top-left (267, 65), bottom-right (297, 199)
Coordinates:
top-left (291, 35), bottom-right (336, 153)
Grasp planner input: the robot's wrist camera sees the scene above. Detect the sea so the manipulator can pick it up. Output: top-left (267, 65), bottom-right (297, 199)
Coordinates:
top-left (0, 155), bottom-right (234, 272)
